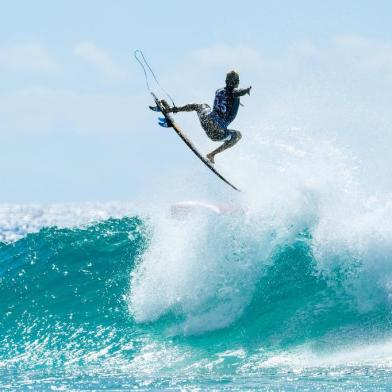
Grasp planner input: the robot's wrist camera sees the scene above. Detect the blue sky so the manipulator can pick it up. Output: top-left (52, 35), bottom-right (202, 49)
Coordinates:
top-left (2, 1), bottom-right (392, 202)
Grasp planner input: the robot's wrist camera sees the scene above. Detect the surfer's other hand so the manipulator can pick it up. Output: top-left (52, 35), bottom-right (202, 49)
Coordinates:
top-left (246, 86), bottom-right (252, 95)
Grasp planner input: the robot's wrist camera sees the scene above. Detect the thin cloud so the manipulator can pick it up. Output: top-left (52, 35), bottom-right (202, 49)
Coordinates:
top-left (333, 35), bottom-right (392, 71)
top-left (333, 35), bottom-right (380, 51)
top-left (74, 42), bottom-right (128, 80)
top-left (0, 43), bottom-right (59, 72)
top-left (0, 86), bottom-right (138, 135)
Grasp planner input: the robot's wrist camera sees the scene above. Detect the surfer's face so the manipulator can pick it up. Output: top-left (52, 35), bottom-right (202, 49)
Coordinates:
top-left (227, 78), bottom-right (239, 89)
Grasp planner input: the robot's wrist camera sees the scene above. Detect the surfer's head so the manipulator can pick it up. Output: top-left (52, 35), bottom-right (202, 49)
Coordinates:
top-left (225, 70), bottom-right (239, 88)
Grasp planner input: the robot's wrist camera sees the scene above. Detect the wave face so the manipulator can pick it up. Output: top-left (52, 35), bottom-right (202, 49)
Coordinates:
top-left (1, 198), bottom-right (392, 390)
top-left (0, 216), bottom-right (147, 389)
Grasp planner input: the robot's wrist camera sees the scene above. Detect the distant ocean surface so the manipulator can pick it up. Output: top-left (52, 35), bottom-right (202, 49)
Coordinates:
top-left (1, 195), bottom-right (392, 391)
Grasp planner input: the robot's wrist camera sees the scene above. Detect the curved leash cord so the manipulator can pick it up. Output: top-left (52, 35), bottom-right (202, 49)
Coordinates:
top-left (134, 49), bottom-right (151, 93)
top-left (133, 49), bottom-right (175, 107)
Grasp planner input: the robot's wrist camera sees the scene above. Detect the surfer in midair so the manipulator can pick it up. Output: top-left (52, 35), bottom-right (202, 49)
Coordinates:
top-left (161, 70), bottom-right (251, 164)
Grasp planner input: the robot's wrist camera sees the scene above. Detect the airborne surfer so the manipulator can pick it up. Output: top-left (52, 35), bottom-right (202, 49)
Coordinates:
top-left (161, 70), bottom-right (251, 164)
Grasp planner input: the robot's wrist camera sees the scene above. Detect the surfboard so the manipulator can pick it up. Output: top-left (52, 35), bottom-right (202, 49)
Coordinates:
top-left (150, 93), bottom-right (240, 192)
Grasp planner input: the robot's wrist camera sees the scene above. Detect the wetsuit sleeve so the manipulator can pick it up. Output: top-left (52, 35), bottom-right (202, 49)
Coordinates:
top-left (233, 88), bottom-right (250, 97)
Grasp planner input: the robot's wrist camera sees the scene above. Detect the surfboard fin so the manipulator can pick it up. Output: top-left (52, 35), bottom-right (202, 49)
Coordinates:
top-left (158, 117), bottom-right (171, 128)
top-left (149, 105), bottom-right (161, 112)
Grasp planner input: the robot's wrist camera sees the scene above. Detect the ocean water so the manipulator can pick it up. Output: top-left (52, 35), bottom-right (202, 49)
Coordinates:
top-left (2, 130), bottom-right (392, 390)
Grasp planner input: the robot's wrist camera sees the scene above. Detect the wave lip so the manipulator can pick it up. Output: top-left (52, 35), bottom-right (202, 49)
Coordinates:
top-left (0, 202), bottom-right (137, 243)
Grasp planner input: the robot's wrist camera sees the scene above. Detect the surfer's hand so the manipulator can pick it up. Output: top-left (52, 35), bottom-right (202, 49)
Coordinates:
top-left (246, 86), bottom-right (252, 95)
top-left (172, 106), bottom-right (179, 113)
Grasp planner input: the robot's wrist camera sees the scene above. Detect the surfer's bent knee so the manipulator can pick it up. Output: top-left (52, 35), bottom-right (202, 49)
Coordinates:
top-left (195, 103), bottom-right (210, 115)
top-left (227, 130), bottom-right (241, 144)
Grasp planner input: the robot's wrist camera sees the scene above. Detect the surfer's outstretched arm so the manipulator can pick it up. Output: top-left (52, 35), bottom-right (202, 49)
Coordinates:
top-left (233, 86), bottom-right (252, 97)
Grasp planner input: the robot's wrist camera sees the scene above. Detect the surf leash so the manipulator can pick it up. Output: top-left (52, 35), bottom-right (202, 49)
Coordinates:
top-left (133, 49), bottom-right (176, 107)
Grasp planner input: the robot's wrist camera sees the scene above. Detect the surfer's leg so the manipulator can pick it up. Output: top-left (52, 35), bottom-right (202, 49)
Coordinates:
top-left (165, 103), bottom-right (202, 113)
top-left (206, 130), bottom-right (242, 164)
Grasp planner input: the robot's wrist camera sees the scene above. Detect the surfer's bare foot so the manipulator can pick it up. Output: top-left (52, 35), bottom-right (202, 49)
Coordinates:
top-left (160, 100), bottom-right (171, 111)
top-left (206, 153), bottom-right (215, 164)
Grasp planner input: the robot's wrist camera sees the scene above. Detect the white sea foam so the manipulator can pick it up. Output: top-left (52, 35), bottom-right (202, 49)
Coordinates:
top-left (245, 338), bottom-right (392, 369)
top-left (129, 125), bottom-right (392, 335)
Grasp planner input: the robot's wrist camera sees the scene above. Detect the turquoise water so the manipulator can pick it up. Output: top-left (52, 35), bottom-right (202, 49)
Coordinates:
top-left (2, 206), bottom-right (392, 390)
